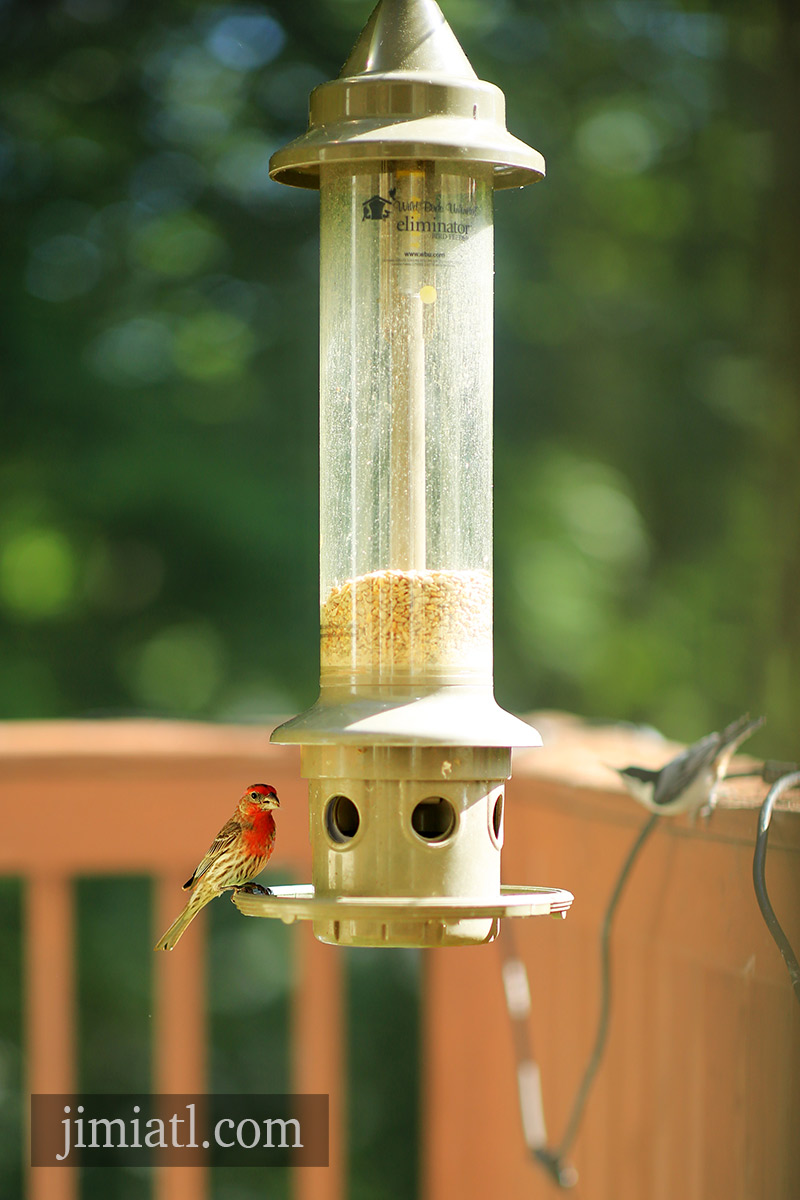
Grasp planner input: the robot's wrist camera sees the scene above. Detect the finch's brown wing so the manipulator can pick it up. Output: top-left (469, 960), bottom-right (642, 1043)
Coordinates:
top-left (183, 815), bottom-right (242, 890)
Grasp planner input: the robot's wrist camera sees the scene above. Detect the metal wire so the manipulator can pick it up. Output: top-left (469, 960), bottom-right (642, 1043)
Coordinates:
top-left (752, 771), bottom-right (800, 1006)
top-left (502, 760), bottom-right (800, 1193)
top-left (498, 925), bottom-right (579, 1188)
top-left (499, 811), bottom-right (660, 1188)
top-left (551, 812), bottom-right (660, 1167)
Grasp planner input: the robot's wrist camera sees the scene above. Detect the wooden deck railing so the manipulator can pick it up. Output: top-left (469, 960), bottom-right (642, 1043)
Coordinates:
top-left (427, 714), bottom-right (800, 1200)
top-left (2, 716), bottom-right (799, 1200)
top-left (1, 720), bottom-right (342, 1200)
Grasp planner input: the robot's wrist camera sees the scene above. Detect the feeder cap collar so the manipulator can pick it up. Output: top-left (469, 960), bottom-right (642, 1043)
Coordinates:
top-left (269, 0), bottom-right (545, 190)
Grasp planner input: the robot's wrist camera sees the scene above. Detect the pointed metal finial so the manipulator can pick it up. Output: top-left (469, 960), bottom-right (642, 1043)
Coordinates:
top-left (269, 0), bottom-right (544, 190)
top-left (341, 0), bottom-right (477, 78)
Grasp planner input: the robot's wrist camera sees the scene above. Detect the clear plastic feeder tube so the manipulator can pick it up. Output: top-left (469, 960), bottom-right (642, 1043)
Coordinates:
top-left (319, 161), bottom-right (494, 688)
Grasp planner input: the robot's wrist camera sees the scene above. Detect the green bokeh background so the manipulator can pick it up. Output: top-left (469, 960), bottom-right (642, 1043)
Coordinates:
top-left (3, 0), bottom-right (797, 748)
top-left (1, 0), bottom-right (797, 1196)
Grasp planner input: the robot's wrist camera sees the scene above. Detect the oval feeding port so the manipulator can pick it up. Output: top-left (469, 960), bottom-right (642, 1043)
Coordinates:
top-left (325, 795), bottom-right (360, 843)
top-left (492, 793), bottom-right (504, 846)
top-left (411, 797), bottom-right (457, 843)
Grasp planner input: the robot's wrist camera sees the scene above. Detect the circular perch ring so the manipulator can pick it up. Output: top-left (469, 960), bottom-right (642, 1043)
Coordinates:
top-left (231, 883), bottom-right (574, 925)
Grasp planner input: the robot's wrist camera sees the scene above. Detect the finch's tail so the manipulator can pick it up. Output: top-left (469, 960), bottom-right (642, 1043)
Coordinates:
top-left (154, 894), bottom-right (209, 951)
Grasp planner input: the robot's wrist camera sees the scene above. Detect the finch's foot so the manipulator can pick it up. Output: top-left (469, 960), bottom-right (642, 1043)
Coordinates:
top-left (236, 882), bottom-right (273, 896)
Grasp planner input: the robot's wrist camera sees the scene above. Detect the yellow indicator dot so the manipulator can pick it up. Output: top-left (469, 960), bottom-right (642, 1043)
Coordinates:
top-left (419, 285), bottom-right (437, 305)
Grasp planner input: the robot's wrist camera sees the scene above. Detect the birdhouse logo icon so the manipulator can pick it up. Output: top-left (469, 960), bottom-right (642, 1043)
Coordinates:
top-left (362, 190), bottom-right (396, 220)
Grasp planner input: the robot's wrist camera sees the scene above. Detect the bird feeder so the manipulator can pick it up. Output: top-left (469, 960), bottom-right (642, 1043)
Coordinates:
top-left (234, 0), bottom-right (573, 946)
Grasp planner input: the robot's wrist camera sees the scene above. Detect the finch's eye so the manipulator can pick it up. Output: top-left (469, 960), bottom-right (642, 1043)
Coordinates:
top-left (250, 791), bottom-right (260, 800)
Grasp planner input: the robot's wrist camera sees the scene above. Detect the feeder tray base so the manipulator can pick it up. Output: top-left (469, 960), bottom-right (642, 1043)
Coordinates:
top-left (232, 883), bottom-right (573, 948)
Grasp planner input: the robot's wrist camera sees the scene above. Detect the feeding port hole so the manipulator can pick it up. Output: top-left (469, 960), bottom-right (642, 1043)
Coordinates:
top-left (326, 794), bottom-right (360, 843)
top-left (492, 794), bottom-right (504, 844)
top-left (411, 797), bottom-right (457, 842)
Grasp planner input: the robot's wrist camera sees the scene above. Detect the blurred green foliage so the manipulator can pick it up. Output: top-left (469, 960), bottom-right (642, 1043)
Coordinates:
top-left (1, 1), bottom-right (798, 1197)
top-left (1, 0), bottom-right (797, 750)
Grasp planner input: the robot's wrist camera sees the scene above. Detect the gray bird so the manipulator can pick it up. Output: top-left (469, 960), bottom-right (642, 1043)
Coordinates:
top-left (616, 714), bottom-right (765, 816)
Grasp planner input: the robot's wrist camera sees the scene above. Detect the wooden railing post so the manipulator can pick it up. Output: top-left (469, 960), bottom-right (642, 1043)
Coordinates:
top-left (154, 875), bottom-right (208, 1200)
top-left (26, 873), bottom-right (76, 1200)
top-left (293, 924), bottom-right (344, 1200)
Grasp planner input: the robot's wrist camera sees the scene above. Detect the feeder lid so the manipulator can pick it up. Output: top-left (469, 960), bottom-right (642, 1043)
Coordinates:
top-left (271, 684), bottom-right (543, 748)
top-left (269, 0), bottom-right (545, 190)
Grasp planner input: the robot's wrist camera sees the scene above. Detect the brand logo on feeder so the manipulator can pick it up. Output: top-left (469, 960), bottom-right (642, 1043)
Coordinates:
top-left (361, 192), bottom-right (474, 240)
top-left (361, 192), bottom-right (395, 220)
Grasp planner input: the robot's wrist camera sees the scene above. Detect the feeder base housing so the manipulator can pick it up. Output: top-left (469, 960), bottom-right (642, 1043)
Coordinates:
top-left (300, 744), bottom-right (508, 947)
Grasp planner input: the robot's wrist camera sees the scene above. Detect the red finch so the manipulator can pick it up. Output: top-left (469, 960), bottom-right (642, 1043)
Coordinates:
top-left (154, 783), bottom-right (280, 951)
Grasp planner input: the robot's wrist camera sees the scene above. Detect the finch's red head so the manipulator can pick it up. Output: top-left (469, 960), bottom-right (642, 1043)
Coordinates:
top-left (242, 783), bottom-right (280, 809)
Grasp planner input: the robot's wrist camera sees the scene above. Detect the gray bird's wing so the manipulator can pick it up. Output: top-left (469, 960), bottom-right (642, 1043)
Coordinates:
top-left (652, 714), bottom-right (763, 806)
top-left (652, 731), bottom-right (723, 806)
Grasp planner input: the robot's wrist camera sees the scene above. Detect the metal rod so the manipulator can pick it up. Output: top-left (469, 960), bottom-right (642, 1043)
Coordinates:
top-left (389, 163), bottom-right (427, 571)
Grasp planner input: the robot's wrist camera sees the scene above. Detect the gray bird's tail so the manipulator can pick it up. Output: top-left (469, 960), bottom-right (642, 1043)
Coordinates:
top-left (719, 714), bottom-right (765, 754)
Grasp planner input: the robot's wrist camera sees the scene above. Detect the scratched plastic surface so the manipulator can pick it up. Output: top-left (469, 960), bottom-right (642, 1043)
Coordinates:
top-left (318, 161), bottom-right (494, 687)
